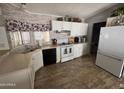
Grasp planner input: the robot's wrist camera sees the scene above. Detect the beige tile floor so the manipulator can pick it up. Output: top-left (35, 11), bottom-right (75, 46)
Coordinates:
top-left (34, 56), bottom-right (124, 89)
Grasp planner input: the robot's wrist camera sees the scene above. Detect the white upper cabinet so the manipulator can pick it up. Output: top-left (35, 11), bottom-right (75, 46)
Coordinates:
top-left (81, 23), bottom-right (88, 35)
top-left (62, 22), bottom-right (72, 30)
top-left (52, 20), bottom-right (63, 31)
top-left (71, 23), bottom-right (88, 36)
top-left (52, 20), bottom-right (88, 36)
top-left (52, 20), bottom-right (71, 31)
top-left (71, 22), bottom-right (82, 36)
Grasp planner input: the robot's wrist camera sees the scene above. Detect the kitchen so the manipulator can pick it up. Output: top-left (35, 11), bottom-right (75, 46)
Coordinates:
top-left (0, 3), bottom-right (124, 89)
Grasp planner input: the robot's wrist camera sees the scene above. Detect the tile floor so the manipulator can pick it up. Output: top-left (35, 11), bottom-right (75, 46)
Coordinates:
top-left (34, 56), bottom-right (124, 89)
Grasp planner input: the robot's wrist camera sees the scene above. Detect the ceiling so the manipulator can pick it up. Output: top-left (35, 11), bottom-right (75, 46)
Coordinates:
top-left (14, 3), bottom-right (117, 19)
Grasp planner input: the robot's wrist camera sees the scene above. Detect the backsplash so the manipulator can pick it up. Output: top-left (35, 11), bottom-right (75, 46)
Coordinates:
top-left (49, 31), bottom-right (68, 44)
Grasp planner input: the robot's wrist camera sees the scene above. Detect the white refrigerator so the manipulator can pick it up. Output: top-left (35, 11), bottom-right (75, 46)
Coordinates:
top-left (96, 26), bottom-right (124, 78)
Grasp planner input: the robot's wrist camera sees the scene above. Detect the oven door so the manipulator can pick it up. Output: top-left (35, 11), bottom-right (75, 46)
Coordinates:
top-left (61, 47), bottom-right (68, 58)
top-left (67, 46), bottom-right (74, 57)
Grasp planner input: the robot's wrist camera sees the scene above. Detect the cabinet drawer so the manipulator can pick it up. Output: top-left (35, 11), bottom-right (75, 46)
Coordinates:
top-left (96, 53), bottom-right (124, 78)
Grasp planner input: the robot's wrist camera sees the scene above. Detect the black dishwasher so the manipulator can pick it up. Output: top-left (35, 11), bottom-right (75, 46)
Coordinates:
top-left (43, 48), bottom-right (56, 66)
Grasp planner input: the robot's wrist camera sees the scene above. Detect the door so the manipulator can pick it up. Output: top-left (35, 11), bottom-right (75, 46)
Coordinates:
top-left (90, 21), bottom-right (106, 56)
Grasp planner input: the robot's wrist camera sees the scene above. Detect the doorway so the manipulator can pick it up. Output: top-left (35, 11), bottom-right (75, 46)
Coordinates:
top-left (90, 21), bottom-right (106, 57)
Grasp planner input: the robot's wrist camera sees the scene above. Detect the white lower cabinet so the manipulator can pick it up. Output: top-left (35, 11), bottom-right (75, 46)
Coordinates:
top-left (82, 43), bottom-right (88, 55)
top-left (31, 50), bottom-right (43, 71)
top-left (74, 44), bottom-right (83, 58)
top-left (56, 46), bottom-right (61, 63)
top-left (74, 43), bottom-right (88, 58)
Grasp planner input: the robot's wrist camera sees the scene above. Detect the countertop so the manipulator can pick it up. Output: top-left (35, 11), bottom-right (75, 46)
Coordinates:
top-left (0, 42), bottom-right (88, 59)
top-left (42, 45), bottom-right (59, 50)
top-left (42, 42), bottom-right (88, 50)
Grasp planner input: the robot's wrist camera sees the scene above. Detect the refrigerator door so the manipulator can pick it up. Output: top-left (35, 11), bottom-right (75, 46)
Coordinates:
top-left (96, 52), bottom-right (124, 78)
top-left (98, 26), bottom-right (124, 58)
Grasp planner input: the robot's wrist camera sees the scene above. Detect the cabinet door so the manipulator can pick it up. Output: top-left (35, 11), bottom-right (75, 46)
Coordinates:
top-left (82, 43), bottom-right (88, 55)
top-left (56, 46), bottom-right (60, 63)
top-left (81, 23), bottom-right (88, 35)
top-left (62, 22), bottom-right (72, 30)
top-left (74, 44), bottom-right (82, 58)
top-left (52, 20), bottom-right (63, 31)
top-left (74, 44), bottom-right (78, 58)
top-left (78, 44), bottom-right (83, 57)
top-left (71, 23), bottom-right (82, 36)
top-left (32, 51), bottom-right (43, 71)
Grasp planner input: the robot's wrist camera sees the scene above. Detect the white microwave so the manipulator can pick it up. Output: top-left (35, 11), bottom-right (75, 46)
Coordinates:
top-left (55, 30), bottom-right (71, 36)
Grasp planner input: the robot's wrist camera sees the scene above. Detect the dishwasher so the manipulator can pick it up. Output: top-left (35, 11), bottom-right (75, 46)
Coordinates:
top-left (42, 48), bottom-right (56, 66)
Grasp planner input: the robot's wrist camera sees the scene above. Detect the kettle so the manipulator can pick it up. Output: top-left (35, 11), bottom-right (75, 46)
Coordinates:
top-left (52, 39), bottom-right (57, 45)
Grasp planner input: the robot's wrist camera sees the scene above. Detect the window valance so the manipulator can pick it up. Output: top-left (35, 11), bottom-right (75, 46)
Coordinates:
top-left (6, 19), bottom-right (51, 32)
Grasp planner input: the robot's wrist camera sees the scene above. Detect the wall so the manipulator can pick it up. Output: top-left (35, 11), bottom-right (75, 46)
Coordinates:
top-left (0, 15), bottom-right (5, 26)
top-left (85, 3), bottom-right (124, 54)
top-left (0, 4), bottom-right (61, 46)
top-left (0, 6), bottom-right (5, 26)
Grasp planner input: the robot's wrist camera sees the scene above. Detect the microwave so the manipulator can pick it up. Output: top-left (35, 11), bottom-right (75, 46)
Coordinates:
top-left (55, 30), bottom-right (71, 36)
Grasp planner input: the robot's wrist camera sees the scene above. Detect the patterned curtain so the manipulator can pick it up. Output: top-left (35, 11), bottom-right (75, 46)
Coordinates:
top-left (6, 19), bottom-right (51, 32)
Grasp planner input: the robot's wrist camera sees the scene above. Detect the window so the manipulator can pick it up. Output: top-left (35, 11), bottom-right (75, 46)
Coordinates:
top-left (34, 31), bottom-right (50, 43)
top-left (34, 32), bottom-right (43, 41)
top-left (42, 32), bottom-right (50, 43)
top-left (10, 31), bottom-right (31, 48)
top-left (21, 32), bottom-right (30, 44)
top-left (10, 31), bottom-right (22, 48)
top-left (10, 31), bottom-right (50, 48)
